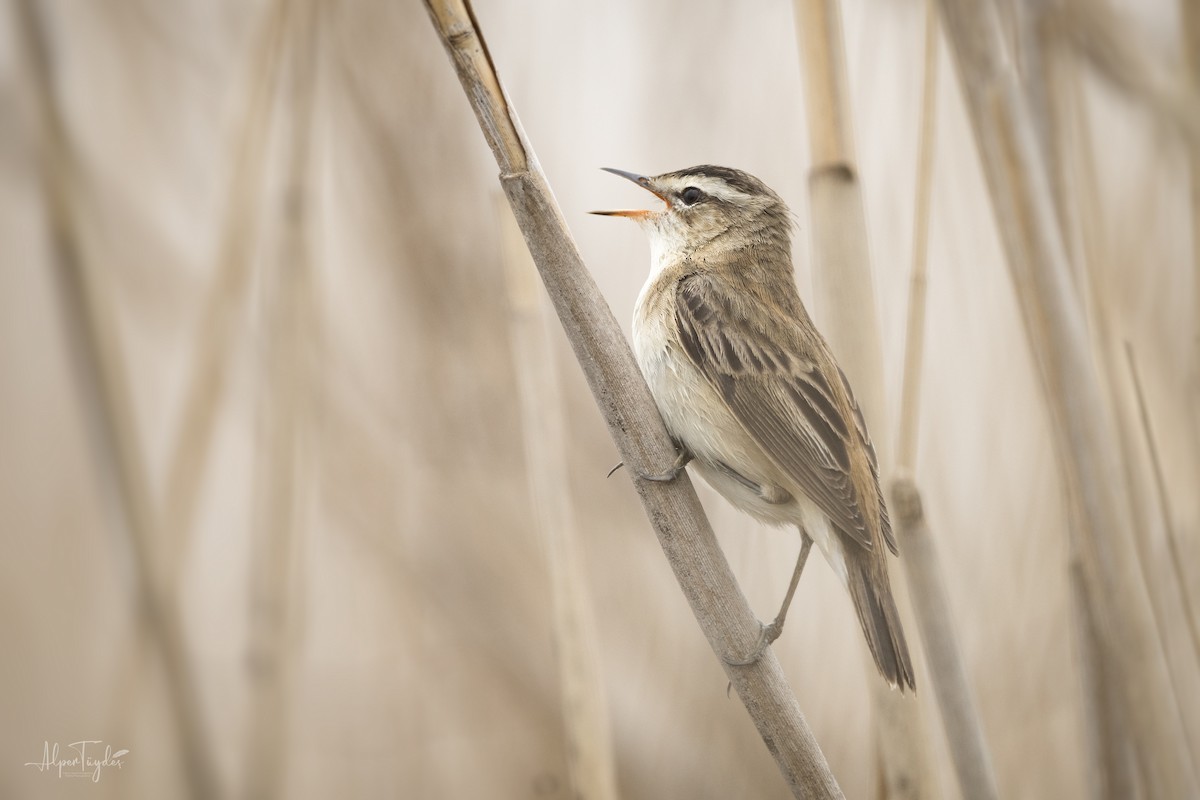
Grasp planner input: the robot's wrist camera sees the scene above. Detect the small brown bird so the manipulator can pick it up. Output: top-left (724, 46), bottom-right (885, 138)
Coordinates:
top-left (593, 165), bottom-right (914, 691)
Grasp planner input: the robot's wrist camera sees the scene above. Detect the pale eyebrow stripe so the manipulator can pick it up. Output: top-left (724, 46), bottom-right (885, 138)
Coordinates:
top-left (662, 176), bottom-right (747, 203)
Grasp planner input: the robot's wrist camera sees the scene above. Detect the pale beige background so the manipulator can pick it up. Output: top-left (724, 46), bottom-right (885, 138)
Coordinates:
top-left (1, 1), bottom-right (1197, 798)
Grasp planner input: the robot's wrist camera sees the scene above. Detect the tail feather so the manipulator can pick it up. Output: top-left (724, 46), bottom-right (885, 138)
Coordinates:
top-left (846, 550), bottom-right (916, 692)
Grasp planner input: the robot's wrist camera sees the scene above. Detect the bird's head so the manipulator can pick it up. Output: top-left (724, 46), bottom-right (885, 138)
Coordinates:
top-left (592, 165), bottom-right (792, 263)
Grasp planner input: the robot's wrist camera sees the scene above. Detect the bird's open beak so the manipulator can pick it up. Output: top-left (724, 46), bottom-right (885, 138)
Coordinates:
top-left (589, 168), bottom-right (669, 218)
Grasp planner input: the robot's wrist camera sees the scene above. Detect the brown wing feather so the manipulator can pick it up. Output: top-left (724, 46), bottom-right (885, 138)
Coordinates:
top-left (835, 366), bottom-right (898, 556)
top-left (675, 272), bottom-right (875, 551)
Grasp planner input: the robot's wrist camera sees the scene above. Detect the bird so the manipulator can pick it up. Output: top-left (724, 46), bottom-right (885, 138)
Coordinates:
top-left (592, 165), bottom-right (915, 691)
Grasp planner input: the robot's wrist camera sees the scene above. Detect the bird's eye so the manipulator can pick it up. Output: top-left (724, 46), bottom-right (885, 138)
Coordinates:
top-left (680, 187), bottom-right (704, 206)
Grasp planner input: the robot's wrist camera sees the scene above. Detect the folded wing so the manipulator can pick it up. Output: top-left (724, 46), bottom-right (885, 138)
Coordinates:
top-left (675, 271), bottom-right (886, 552)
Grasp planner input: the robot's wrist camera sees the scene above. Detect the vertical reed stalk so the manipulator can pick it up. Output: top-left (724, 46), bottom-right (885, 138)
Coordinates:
top-left (499, 197), bottom-right (621, 800)
top-left (891, 6), bottom-right (1000, 799)
top-left (241, 1), bottom-right (318, 798)
top-left (935, 0), bottom-right (1200, 794)
top-left (791, 1), bottom-right (936, 796)
top-left (895, 0), bottom-right (939, 478)
top-left (16, 1), bottom-right (220, 796)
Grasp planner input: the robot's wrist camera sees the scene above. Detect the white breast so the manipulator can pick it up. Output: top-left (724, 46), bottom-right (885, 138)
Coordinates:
top-left (631, 281), bottom-right (770, 502)
top-left (631, 274), bottom-right (847, 583)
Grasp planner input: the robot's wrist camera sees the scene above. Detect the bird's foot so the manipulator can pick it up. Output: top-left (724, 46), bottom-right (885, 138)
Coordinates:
top-left (724, 621), bottom-right (783, 667)
top-left (638, 449), bottom-right (693, 483)
top-left (725, 532), bottom-right (810, 666)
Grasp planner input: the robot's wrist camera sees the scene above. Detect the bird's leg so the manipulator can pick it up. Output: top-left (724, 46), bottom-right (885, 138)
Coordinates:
top-left (637, 447), bottom-right (693, 483)
top-left (762, 529), bottom-right (813, 642)
top-left (726, 528), bottom-right (814, 666)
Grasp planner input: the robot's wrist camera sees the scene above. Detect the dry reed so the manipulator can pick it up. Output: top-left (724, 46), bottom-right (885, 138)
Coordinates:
top-left (888, 5), bottom-right (1001, 798)
top-left (791, 0), bottom-right (936, 796)
top-left (423, 0), bottom-right (842, 796)
top-left (499, 196), bottom-right (620, 800)
top-left (935, 0), bottom-right (1200, 794)
top-left (16, 1), bottom-right (220, 796)
top-left (241, 0), bottom-right (320, 797)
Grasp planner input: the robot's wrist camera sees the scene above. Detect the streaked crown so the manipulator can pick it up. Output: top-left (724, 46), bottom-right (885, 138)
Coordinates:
top-left (594, 165), bottom-right (793, 264)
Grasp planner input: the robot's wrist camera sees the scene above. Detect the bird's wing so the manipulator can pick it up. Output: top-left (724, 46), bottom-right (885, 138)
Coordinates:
top-left (674, 272), bottom-right (878, 551)
top-left (836, 366), bottom-right (898, 555)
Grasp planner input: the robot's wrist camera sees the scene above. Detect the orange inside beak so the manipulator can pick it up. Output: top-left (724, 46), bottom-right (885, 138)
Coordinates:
top-left (589, 208), bottom-right (652, 219)
top-left (590, 168), bottom-right (668, 219)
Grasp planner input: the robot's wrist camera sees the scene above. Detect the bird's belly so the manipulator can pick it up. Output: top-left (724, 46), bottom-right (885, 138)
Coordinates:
top-left (633, 310), bottom-right (793, 526)
top-left (633, 306), bottom-right (848, 582)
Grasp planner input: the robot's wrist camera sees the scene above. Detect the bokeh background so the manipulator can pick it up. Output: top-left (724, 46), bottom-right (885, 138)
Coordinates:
top-left (2, 0), bottom-right (1198, 797)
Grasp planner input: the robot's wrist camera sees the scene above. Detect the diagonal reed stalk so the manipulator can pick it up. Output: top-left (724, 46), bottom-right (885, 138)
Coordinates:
top-left (1185, 0), bottom-right (1200, 440)
top-left (160, 0), bottom-right (292, 585)
top-left (102, 0), bottom-right (294, 779)
top-left (423, 1), bottom-right (842, 796)
top-left (1051, 39), bottom-right (1144, 797)
top-left (1052, 21), bottom-right (1200, 785)
top-left (1124, 342), bottom-right (1200, 687)
top-left (1052, 0), bottom-right (1200, 453)
top-left (935, 0), bottom-right (1200, 794)
top-left (1048, 0), bottom-right (1200, 151)
top-left (889, 480), bottom-right (999, 800)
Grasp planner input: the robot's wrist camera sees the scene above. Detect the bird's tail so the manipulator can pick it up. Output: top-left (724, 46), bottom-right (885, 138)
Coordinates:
top-left (845, 549), bottom-right (916, 692)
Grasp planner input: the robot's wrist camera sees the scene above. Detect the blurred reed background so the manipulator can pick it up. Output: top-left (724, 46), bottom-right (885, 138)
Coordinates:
top-left (2, 0), bottom-right (1198, 797)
